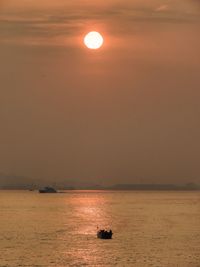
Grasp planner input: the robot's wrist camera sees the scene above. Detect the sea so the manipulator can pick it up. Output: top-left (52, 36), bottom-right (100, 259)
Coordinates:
top-left (0, 190), bottom-right (199, 267)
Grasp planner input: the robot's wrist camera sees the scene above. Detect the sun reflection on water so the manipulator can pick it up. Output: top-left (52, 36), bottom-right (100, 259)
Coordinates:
top-left (68, 191), bottom-right (112, 235)
top-left (59, 191), bottom-right (115, 265)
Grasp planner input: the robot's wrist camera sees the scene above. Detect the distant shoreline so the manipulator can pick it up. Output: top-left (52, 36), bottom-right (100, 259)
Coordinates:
top-left (1, 183), bottom-right (199, 191)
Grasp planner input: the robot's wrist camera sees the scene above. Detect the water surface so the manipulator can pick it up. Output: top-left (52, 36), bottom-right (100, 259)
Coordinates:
top-left (0, 190), bottom-right (199, 266)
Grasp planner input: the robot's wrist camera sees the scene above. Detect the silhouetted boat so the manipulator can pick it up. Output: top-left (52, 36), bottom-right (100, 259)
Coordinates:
top-left (39, 187), bottom-right (57, 193)
top-left (97, 229), bottom-right (113, 239)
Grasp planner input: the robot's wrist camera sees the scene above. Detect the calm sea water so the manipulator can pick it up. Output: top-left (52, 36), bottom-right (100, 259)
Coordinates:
top-left (0, 190), bottom-right (199, 267)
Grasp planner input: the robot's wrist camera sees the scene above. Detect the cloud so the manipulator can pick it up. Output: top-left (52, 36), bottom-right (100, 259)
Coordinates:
top-left (0, 2), bottom-right (199, 46)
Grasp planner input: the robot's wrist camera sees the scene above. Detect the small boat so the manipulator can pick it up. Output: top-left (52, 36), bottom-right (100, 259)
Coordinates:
top-left (97, 229), bottom-right (113, 239)
top-left (39, 187), bottom-right (57, 193)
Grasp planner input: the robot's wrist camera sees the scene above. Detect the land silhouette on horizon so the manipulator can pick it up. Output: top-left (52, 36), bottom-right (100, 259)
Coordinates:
top-left (1, 181), bottom-right (199, 191)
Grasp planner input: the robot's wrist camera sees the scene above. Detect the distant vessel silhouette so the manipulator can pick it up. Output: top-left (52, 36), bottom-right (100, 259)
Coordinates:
top-left (97, 229), bottom-right (113, 239)
top-left (39, 187), bottom-right (57, 193)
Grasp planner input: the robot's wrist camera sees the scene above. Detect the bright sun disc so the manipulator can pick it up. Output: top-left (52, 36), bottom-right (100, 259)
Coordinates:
top-left (84, 31), bottom-right (103, 49)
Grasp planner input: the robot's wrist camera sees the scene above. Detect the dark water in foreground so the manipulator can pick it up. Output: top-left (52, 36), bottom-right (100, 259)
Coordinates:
top-left (0, 190), bottom-right (200, 267)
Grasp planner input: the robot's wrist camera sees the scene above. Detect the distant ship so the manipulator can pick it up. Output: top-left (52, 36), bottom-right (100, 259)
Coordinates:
top-left (39, 187), bottom-right (57, 193)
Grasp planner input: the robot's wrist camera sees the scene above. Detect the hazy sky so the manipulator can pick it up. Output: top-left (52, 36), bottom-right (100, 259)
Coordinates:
top-left (0, 0), bottom-right (200, 186)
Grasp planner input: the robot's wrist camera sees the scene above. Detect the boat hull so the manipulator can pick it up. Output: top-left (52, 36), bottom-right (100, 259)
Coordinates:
top-left (97, 230), bottom-right (113, 239)
top-left (39, 187), bottom-right (57, 193)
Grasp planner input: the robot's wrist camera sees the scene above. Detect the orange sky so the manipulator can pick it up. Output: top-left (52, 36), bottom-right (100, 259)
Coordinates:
top-left (0, 0), bottom-right (200, 186)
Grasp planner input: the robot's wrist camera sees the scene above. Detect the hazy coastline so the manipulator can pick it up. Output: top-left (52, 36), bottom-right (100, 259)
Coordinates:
top-left (1, 183), bottom-right (199, 191)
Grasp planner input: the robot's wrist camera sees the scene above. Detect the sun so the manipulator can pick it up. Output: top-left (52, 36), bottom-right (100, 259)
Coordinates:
top-left (84, 31), bottom-right (104, 49)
